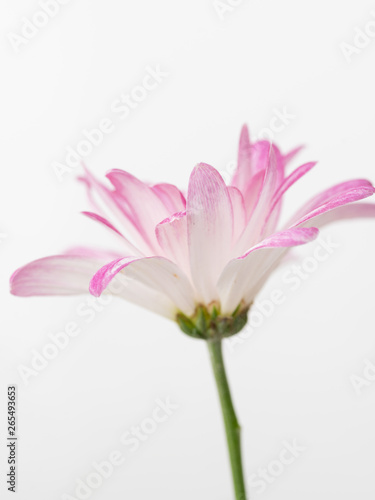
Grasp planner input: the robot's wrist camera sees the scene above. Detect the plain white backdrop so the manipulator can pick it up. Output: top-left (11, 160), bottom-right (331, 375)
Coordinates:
top-left (1, 0), bottom-right (375, 498)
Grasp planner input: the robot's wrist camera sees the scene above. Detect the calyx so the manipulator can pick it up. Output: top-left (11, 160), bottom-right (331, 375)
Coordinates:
top-left (176, 302), bottom-right (249, 340)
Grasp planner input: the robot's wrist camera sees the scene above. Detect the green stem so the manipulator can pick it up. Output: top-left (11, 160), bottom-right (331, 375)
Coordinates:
top-left (207, 339), bottom-right (247, 500)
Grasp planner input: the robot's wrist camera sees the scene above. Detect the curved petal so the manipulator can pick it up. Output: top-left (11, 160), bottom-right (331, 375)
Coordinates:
top-left (288, 180), bottom-right (375, 228)
top-left (155, 211), bottom-right (190, 278)
top-left (287, 179), bottom-right (373, 225)
top-left (303, 202), bottom-right (375, 228)
top-left (81, 167), bottom-right (151, 254)
top-left (89, 256), bottom-right (196, 316)
top-left (251, 140), bottom-right (274, 176)
top-left (228, 186), bottom-right (246, 244)
top-left (11, 254), bottom-right (178, 318)
top-left (269, 162), bottom-right (316, 215)
top-left (152, 183), bottom-right (186, 213)
top-left (283, 145), bottom-right (304, 167)
top-left (187, 163), bottom-right (233, 303)
top-left (82, 211), bottom-right (143, 256)
top-left (106, 169), bottom-right (169, 253)
top-left (231, 126), bottom-right (284, 192)
top-left (10, 255), bottom-right (103, 297)
top-left (261, 162), bottom-right (317, 237)
top-left (117, 281), bottom-right (177, 318)
top-left (217, 227), bottom-right (319, 314)
top-left (231, 124), bottom-right (252, 192)
top-left (242, 169), bottom-right (265, 220)
top-left (235, 144), bottom-right (279, 253)
top-left (82, 211), bottom-right (122, 237)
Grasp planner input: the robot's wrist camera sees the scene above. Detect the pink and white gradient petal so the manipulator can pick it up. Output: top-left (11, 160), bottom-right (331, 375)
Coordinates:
top-left (241, 169), bottom-right (265, 220)
top-left (152, 183), bottom-right (186, 213)
top-left (89, 256), bottom-right (196, 316)
top-left (302, 202), bottom-right (375, 228)
top-left (260, 161), bottom-right (317, 237)
top-left (232, 124), bottom-right (252, 192)
top-left (11, 253), bottom-right (178, 318)
top-left (10, 255), bottom-right (104, 297)
top-left (228, 187), bottom-right (247, 244)
top-left (236, 145), bottom-right (279, 253)
top-left (81, 211), bottom-right (143, 257)
top-left (106, 169), bottom-right (170, 254)
top-left (187, 163), bottom-right (233, 304)
top-left (81, 167), bottom-right (149, 254)
top-left (155, 211), bottom-right (190, 279)
top-left (288, 180), bottom-right (375, 229)
top-left (217, 227), bottom-right (319, 314)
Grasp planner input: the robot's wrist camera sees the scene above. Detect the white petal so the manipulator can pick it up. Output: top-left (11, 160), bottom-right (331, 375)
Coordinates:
top-left (155, 211), bottom-right (190, 279)
top-left (90, 256), bottom-right (196, 316)
top-left (187, 163), bottom-right (233, 303)
top-left (217, 227), bottom-right (319, 314)
top-left (228, 186), bottom-right (246, 245)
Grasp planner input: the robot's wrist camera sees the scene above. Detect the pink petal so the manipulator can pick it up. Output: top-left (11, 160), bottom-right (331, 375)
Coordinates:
top-left (251, 140), bottom-right (275, 176)
top-left (217, 227), bottom-right (319, 313)
top-left (231, 127), bottom-right (283, 192)
top-left (261, 161), bottom-right (317, 236)
top-left (81, 167), bottom-right (150, 254)
top-left (155, 211), bottom-right (190, 278)
top-left (283, 145), bottom-right (304, 167)
top-left (10, 255), bottom-right (104, 297)
top-left (231, 124), bottom-right (252, 192)
top-left (303, 202), bottom-right (375, 228)
top-left (242, 169), bottom-right (265, 220)
top-left (235, 145), bottom-right (279, 253)
top-left (89, 256), bottom-right (196, 316)
top-left (82, 211), bottom-right (123, 236)
top-left (152, 183), bottom-right (186, 213)
top-left (81, 211), bottom-right (143, 256)
top-left (228, 186), bottom-right (246, 244)
top-left (106, 169), bottom-right (170, 253)
top-left (10, 253), bottom-right (180, 319)
top-left (288, 180), bottom-right (375, 228)
top-left (187, 163), bottom-right (233, 303)
top-left (288, 179), bottom-right (373, 225)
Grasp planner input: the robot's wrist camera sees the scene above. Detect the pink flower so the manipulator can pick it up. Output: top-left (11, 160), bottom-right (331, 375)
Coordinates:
top-left (10, 126), bottom-right (375, 335)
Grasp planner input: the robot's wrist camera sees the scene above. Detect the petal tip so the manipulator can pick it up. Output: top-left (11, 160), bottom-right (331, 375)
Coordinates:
top-left (88, 279), bottom-right (101, 297)
top-left (194, 162), bottom-right (214, 171)
top-left (240, 124), bottom-right (250, 140)
top-left (9, 268), bottom-right (20, 295)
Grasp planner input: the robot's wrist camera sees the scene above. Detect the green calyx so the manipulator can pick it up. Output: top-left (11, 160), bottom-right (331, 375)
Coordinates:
top-left (176, 302), bottom-right (249, 340)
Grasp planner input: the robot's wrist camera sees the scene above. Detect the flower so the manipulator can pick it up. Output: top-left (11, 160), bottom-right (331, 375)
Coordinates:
top-left (10, 125), bottom-right (375, 338)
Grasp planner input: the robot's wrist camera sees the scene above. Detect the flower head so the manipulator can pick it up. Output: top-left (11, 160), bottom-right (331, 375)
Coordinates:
top-left (10, 126), bottom-right (375, 338)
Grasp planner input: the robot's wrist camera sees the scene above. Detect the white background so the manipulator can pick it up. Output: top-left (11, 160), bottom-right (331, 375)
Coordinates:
top-left (1, 0), bottom-right (375, 499)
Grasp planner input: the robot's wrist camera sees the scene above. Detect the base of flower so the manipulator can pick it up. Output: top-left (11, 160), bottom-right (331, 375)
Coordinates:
top-left (176, 302), bottom-right (250, 340)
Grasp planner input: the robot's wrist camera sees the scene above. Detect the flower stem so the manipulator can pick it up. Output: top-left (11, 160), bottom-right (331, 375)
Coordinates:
top-left (207, 339), bottom-right (247, 500)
